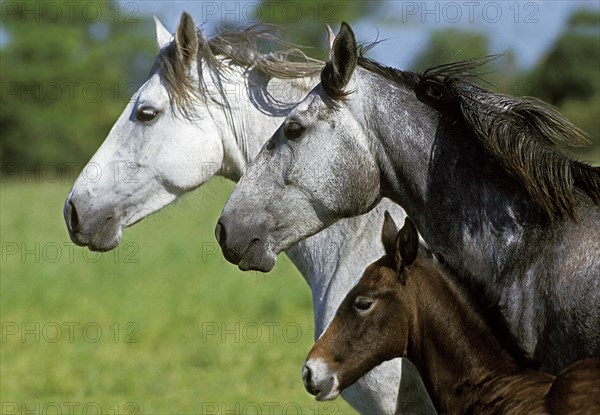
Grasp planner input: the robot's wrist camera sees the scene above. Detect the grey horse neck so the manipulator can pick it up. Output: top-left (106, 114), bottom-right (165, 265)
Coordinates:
top-left (353, 66), bottom-right (600, 372)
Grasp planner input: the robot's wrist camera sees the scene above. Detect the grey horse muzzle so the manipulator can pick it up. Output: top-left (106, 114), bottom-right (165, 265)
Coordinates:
top-left (215, 214), bottom-right (276, 272)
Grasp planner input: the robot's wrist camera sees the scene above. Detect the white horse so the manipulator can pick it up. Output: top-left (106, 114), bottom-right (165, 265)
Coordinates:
top-left (63, 13), bottom-right (435, 414)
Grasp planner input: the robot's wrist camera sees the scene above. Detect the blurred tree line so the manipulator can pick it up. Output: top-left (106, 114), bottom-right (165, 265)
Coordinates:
top-left (527, 10), bottom-right (600, 161)
top-left (253, 1), bottom-right (598, 163)
top-left (1, 1), bottom-right (598, 174)
top-left (0, 0), bottom-right (155, 173)
top-left (409, 9), bottom-right (599, 163)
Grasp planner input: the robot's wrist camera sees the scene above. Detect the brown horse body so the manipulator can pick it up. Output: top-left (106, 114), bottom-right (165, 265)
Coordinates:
top-left (303, 212), bottom-right (600, 414)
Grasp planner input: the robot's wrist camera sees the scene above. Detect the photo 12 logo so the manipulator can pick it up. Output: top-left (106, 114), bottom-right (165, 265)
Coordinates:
top-left (1, 241), bottom-right (139, 264)
top-left (1, 161), bottom-right (140, 184)
top-left (1, 81), bottom-right (140, 105)
top-left (200, 401), bottom-right (339, 415)
top-left (1, 401), bottom-right (141, 415)
top-left (1, 1), bottom-right (139, 24)
top-left (201, 321), bottom-right (304, 344)
top-left (197, 1), bottom-right (341, 24)
top-left (401, 1), bottom-right (539, 24)
top-left (1, 321), bottom-right (140, 344)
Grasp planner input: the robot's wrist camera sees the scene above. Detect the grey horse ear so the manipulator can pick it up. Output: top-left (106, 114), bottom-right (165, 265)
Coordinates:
top-left (326, 24), bottom-right (335, 59)
top-left (395, 218), bottom-right (419, 273)
top-left (381, 211), bottom-right (398, 259)
top-left (154, 16), bottom-right (172, 49)
top-left (175, 12), bottom-right (198, 67)
top-left (330, 21), bottom-right (357, 90)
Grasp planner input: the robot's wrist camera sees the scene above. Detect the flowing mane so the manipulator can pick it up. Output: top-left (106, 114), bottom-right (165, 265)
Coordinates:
top-left (152, 24), bottom-right (323, 118)
top-left (416, 57), bottom-right (600, 219)
top-left (325, 54), bottom-right (600, 220)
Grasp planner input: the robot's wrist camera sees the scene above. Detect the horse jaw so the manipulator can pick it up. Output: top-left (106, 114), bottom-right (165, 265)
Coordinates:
top-left (65, 167), bottom-right (180, 251)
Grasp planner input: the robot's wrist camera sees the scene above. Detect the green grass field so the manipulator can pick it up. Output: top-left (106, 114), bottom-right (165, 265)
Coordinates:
top-left (0, 179), bottom-right (355, 414)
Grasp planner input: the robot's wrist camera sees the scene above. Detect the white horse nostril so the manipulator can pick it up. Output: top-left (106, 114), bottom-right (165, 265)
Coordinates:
top-left (65, 199), bottom-right (80, 233)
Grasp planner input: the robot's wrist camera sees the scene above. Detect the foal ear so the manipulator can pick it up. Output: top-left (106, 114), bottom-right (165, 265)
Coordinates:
top-left (175, 12), bottom-right (198, 67)
top-left (329, 21), bottom-right (358, 90)
top-left (154, 16), bottom-right (172, 49)
top-left (381, 211), bottom-right (398, 259)
top-left (395, 218), bottom-right (419, 270)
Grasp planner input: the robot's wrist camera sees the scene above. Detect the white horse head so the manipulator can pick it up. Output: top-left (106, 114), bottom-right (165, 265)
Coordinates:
top-left (64, 13), bottom-right (318, 251)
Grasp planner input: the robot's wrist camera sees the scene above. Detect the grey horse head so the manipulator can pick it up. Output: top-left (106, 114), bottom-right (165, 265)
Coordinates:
top-left (216, 23), bottom-right (402, 272)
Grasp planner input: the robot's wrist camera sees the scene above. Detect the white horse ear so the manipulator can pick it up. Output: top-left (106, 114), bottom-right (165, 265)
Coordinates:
top-left (326, 24), bottom-right (335, 59)
top-left (175, 12), bottom-right (198, 67)
top-left (153, 16), bottom-right (172, 49)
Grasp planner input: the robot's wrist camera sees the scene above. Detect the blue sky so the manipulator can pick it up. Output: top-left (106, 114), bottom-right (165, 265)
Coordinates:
top-left (0, 1), bottom-right (597, 69)
top-left (125, 0), bottom-right (599, 70)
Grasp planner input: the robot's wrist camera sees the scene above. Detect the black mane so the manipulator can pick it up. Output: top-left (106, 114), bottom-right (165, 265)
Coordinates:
top-left (322, 54), bottom-right (600, 220)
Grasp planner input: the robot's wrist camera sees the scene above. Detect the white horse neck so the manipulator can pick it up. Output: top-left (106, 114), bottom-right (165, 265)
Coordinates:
top-left (214, 66), bottom-right (316, 181)
top-left (285, 199), bottom-right (407, 336)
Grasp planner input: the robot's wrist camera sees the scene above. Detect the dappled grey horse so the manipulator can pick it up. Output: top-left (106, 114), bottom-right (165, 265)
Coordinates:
top-left (63, 14), bottom-right (435, 414)
top-left (217, 22), bottom-right (600, 374)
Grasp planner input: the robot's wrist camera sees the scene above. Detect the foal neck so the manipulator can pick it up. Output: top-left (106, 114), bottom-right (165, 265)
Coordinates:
top-left (405, 259), bottom-right (535, 412)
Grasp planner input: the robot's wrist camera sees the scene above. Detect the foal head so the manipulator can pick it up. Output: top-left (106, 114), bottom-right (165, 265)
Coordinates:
top-left (302, 212), bottom-right (420, 400)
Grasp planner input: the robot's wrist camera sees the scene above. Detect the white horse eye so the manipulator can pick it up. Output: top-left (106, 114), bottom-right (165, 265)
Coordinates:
top-left (284, 121), bottom-right (304, 140)
top-left (136, 107), bottom-right (159, 123)
top-left (354, 298), bottom-right (374, 312)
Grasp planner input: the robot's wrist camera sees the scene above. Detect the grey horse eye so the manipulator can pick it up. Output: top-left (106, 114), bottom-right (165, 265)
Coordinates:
top-left (284, 121), bottom-right (304, 140)
top-left (136, 107), bottom-right (159, 123)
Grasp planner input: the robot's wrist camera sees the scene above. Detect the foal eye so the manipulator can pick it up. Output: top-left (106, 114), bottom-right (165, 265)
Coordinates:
top-left (354, 298), bottom-right (374, 312)
top-left (136, 107), bottom-right (159, 123)
top-left (284, 121), bottom-right (304, 140)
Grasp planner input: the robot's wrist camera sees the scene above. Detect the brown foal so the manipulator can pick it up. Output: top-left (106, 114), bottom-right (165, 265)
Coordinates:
top-left (303, 212), bottom-right (600, 414)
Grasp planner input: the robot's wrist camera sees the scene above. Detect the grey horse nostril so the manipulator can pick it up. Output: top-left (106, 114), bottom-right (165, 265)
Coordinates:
top-left (66, 200), bottom-right (80, 233)
top-left (215, 221), bottom-right (226, 246)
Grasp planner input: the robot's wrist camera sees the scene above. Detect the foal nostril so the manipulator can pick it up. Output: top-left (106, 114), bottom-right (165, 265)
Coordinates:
top-left (65, 200), bottom-right (80, 233)
top-left (303, 364), bottom-right (312, 385)
top-left (302, 363), bottom-right (319, 395)
top-left (215, 221), bottom-right (226, 246)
